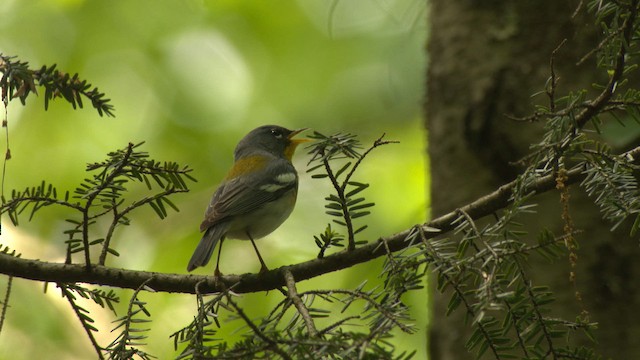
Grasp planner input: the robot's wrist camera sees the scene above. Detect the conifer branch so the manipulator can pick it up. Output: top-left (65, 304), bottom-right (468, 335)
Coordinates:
top-left (0, 146), bottom-right (637, 294)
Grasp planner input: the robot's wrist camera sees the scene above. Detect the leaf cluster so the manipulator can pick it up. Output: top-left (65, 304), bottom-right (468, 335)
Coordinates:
top-left (0, 53), bottom-right (114, 116)
top-left (306, 131), bottom-right (396, 254)
top-left (1, 142), bottom-right (195, 267)
top-left (104, 282), bottom-right (155, 360)
top-left (172, 281), bottom-right (417, 359)
top-left (0, 143), bottom-right (194, 358)
top-left (57, 283), bottom-right (126, 359)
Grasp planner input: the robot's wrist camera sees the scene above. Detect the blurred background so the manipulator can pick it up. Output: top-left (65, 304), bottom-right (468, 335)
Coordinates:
top-left (0, 0), bottom-right (428, 358)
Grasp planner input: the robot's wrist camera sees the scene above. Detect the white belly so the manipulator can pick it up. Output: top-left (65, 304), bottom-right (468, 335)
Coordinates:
top-left (225, 191), bottom-right (296, 240)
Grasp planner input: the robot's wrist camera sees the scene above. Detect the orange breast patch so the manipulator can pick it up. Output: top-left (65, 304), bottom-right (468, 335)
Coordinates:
top-left (225, 155), bottom-right (268, 180)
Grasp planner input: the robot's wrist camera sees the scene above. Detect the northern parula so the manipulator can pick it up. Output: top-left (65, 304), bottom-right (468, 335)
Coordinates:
top-left (187, 125), bottom-right (309, 275)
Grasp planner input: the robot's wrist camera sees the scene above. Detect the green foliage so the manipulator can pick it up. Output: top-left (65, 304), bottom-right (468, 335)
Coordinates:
top-left (171, 284), bottom-right (417, 359)
top-left (58, 283), bottom-right (105, 358)
top-left (0, 54), bottom-right (115, 117)
top-left (306, 131), bottom-right (397, 253)
top-left (0, 245), bottom-right (18, 336)
top-left (580, 146), bottom-right (640, 231)
top-left (105, 282), bottom-right (155, 360)
top-left (171, 287), bottom-right (223, 359)
top-left (62, 283), bottom-right (120, 315)
top-left (1, 142), bottom-right (195, 267)
top-left (313, 223), bottom-right (345, 258)
top-left (0, 141), bottom-right (194, 358)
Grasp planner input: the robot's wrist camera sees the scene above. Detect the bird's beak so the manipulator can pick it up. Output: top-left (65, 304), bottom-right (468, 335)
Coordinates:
top-left (288, 128), bottom-right (312, 145)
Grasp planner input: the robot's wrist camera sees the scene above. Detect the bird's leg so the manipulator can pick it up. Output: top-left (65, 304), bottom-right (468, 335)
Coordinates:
top-left (247, 232), bottom-right (269, 273)
top-left (214, 238), bottom-right (225, 278)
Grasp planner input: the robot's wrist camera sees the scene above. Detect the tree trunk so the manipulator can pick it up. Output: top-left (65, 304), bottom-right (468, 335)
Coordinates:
top-left (426, 1), bottom-right (640, 359)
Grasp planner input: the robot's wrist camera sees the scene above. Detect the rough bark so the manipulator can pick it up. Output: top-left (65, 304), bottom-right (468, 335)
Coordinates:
top-left (426, 1), bottom-right (640, 359)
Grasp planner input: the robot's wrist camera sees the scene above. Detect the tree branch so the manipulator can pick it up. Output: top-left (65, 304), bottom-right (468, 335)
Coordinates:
top-left (1, 146), bottom-right (639, 295)
top-left (283, 269), bottom-right (318, 337)
top-left (575, 0), bottom-right (638, 129)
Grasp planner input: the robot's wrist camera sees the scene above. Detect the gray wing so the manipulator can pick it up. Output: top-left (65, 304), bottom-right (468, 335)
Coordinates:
top-left (199, 158), bottom-right (297, 232)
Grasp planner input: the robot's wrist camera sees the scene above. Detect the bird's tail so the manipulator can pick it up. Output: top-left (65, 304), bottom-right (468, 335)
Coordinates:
top-left (187, 224), bottom-right (227, 272)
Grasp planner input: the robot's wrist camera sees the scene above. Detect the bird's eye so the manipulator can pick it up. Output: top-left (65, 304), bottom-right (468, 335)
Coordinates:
top-left (271, 129), bottom-right (283, 139)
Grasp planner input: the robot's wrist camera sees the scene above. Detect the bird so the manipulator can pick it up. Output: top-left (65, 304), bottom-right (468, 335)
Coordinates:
top-left (187, 125), bottom-right (309, 276)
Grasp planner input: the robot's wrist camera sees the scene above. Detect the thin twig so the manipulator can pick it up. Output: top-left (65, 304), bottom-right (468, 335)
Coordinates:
top-left (307, 289), bottom-right (414, 333)
top-left (341, 134), bottom-right (398, 190)
top-left (224, 292), bottom-right (292, 360)
top-left (416, 227), bottom-right (501, 358)
top-left (89, 143), bottom-right (134, 269)
top-left (576, 27), bottom-right (624, 66)
top-left (59, 283), bottom-right (105, 360)
top-left (283, 269), bottom-right (318, 337)
top-left (519, 267), bottom-right (559, 359)
top-left (574, 1), bottom-right (638, 129)
top-left (317, 315), bottom-right (360, 336)
top-left (99, 187), bottom-right (188, 265)
top-left (547, 39), bottom-right (567, 113)
top-left (321, 154), bottom-right (357, 250)
top-left (0, 275), bottom-right (13, 334)
top-left (0, 196), bottom-right (84, 213)
top-left (1, 90), bottom-right (10, 222)
top-left (572, 0), bottom-right (584, 18)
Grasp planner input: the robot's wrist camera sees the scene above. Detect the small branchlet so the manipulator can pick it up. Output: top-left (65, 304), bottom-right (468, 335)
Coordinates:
top-left (0, 142), bottom-right (193, 357)
top-left (171, 283), bottom-right (227, 358)
top-left (306, 131), bottom-right (397, 254)
top-left (0, 142), bottom-right (195, 268)
top-left (0, 53), bottom-right (115, 117)
top-left (172, 277), bottom-right (417, 358)
top-left (63, 283), bottom-right (120, 315)
top-left (0, 245), bottom-right (19, 336)
top-left (104, 280), bottom-right (155, 360)
top-left (313, 223), bottom-right (344, 259)
top-left (58, 283), bottom-right (106, 360)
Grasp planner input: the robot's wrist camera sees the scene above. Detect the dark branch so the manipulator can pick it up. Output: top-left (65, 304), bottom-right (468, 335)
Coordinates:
top-left (283, 269), bottom-right (318, 337)
top-left (1, 146), bottom-right (639, 295)
top-left (574, 1), bottom-right (638, 129)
